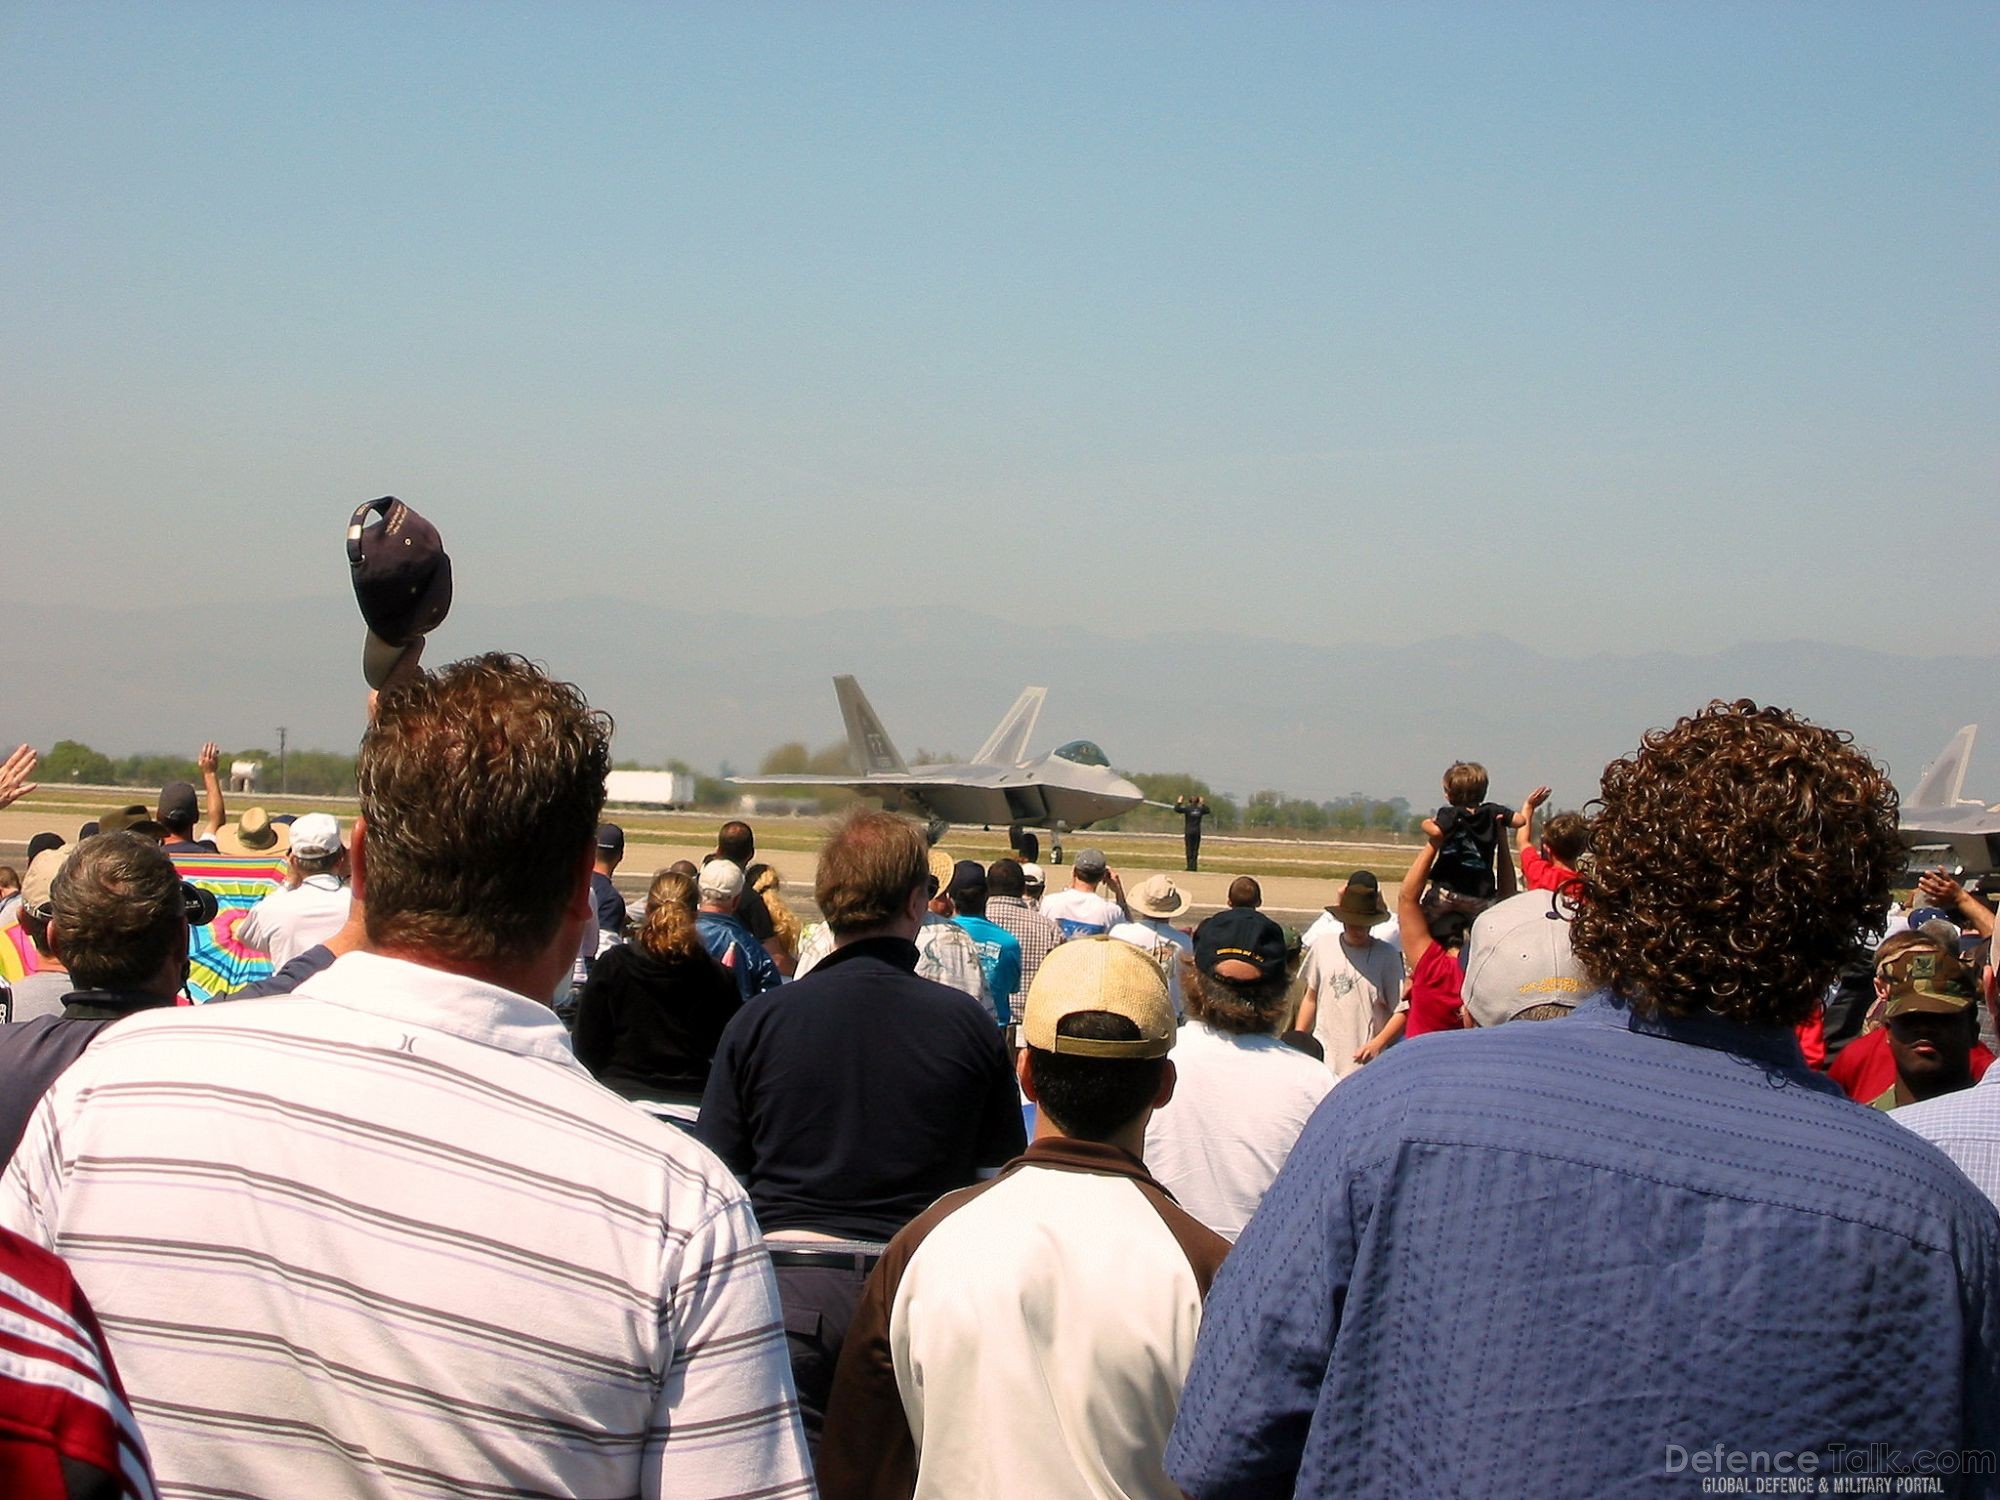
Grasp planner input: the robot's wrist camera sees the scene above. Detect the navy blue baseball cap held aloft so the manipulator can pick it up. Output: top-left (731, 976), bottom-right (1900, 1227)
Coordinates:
top-left (348, 497), bottom-right (453, 688)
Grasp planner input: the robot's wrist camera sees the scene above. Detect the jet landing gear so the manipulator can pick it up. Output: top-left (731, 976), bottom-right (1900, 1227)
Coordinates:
top-left (1005, 822), bottom-right (1069, 865)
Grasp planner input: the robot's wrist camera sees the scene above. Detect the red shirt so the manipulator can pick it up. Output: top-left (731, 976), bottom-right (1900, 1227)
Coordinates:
top-left (1520, 846), bottom-right (1583, 898)
top-left (0, 1227), bottom-right (158, 1499)
top-left (1794, 1010), bottom-right (1826, 1072)
top-left (1828, 1026), bottom-right (1994, 1102)
top-left (1406, 943), bottom-right (1467, 1037)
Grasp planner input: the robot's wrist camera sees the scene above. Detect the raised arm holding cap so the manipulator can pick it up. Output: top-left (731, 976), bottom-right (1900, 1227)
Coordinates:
top-left (348, 496), bottom-right (453, 690)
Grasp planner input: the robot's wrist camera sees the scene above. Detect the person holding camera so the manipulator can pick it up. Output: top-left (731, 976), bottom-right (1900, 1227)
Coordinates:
top-left (0, 831), bottom-right (214, 1163)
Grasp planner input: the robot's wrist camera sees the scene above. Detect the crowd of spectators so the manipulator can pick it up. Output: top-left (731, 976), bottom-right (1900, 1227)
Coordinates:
top-left (2, 687), bottom-right (1998, 1497)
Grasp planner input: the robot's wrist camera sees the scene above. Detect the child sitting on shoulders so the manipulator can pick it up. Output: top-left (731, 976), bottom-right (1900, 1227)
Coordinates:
top-left (1421, 761), bottom-right (1521, 915)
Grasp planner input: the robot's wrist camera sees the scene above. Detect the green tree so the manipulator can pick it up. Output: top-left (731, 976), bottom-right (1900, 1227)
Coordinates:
top-left (39, 739), bottom-right (115, 785)
top-left (281, 751), bottom-right (357, 798)
top-left (115, 751), bottom-right (200, 788)
top-left (758, 742), bottom-right (812, 776)
top-left (1369, 797), bottom-right (1411, 831)
top-left (807, 741), bottom-right (856, 776)
top-left (1278, 797), bottom-right (1327, 832)
top-left (1244, 790), bottom-right (1284, 830)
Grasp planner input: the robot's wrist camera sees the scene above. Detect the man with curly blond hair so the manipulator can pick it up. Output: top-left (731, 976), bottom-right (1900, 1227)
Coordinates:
top-left (1168, 701), bottom-right (2000, 1498)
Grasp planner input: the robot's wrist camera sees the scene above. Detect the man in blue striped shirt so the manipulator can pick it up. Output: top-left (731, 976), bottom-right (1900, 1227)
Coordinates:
top-left (1170, 701), bottom-right (2000, 1497)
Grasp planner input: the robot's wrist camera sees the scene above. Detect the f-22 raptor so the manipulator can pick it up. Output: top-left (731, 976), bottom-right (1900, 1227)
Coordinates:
top-left (729, 676), bottom-right (1146, 862)
top-left (1901, 725), bottom-right (2000, 880)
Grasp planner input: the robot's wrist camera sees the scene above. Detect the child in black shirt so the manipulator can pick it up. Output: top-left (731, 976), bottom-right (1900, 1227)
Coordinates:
top-left (1422, 761), bottom-right (1524, 912)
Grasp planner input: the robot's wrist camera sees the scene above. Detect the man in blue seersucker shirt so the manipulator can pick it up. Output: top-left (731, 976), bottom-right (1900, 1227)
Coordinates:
top-left (1169, 700), bottom-right (2000, 1498)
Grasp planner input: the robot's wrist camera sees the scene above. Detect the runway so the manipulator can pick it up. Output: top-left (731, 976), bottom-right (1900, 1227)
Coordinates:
top-left (0, 794), bottom-right (1416, 930)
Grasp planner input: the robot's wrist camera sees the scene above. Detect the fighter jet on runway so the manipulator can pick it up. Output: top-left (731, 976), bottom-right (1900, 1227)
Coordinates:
top-left (729, 676), bottom-right (1146, 861)
top-left (1901, 725), bottom-right (2000, 879)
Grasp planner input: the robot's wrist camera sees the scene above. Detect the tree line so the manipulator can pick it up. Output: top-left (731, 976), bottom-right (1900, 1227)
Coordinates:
top-left (36, 736), bottom-right (1422, 838)
top-left (37, 740), bottom-right (364, 800)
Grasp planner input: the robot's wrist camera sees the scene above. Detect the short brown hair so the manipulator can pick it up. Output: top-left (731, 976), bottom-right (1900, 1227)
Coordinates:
top-left (51, 832), bottom-right (185, 990)
top-left (1512, 1002), bottom-right (1576, 1023)
top-left (1226, 876), bottom-right (1262, 909)
top-left (815, 810), bottom-right (928, 937)
top-left (1444, 762), bottom-right (1489, 806)
top-left (1543, 811), bottom-right (1591, 865)
top-left (1570, 700), bottom-right (1901, 1027)
top-left (358, 654), bottom-right (611, 965)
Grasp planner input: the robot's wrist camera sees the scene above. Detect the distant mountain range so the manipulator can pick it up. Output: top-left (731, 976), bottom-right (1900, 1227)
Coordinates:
top-left (8, 598), bottom-right (1990, 811)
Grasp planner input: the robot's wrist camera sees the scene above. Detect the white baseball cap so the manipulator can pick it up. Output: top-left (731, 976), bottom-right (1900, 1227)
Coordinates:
top-left (699, 859), bottom-right (745, 902)
top-left (1462, 890), bottom-right (1592, 1027)
top-left (289, 813), bottom-right (344, 861)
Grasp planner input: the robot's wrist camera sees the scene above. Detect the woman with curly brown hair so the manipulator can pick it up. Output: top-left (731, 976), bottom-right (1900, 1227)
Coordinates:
top-left (1167, 701), bottom-right (2000, 1499)
top-left (1568, 699), bottom-right (1905, 1026)
top-left (572, 868), bottom-right (740, 1115)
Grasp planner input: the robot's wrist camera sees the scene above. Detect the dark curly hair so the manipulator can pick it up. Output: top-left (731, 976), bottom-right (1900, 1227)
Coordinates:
top-left (1570, 700), bottom-right (1901, 1026)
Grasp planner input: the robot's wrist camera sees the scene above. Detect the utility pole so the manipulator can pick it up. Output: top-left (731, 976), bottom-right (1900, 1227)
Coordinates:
top-left (278, 726), bottom-right (288, 796)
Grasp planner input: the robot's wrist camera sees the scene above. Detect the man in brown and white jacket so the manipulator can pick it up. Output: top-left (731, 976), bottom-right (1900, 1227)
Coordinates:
top-left (819, 936), bottom-right (1228, 1500)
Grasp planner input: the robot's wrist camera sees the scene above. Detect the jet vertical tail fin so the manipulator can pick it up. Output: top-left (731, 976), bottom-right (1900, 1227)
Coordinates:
top-left (973, 687), bottom-right (1046, 766)
top-left (1910, 725), bottom-right (1977, 811)
top-left (834, 676), bottom-right (909, 774)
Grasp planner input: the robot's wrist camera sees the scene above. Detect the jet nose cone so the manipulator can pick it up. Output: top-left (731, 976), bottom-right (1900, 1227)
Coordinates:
top-left (1110, 774), bottom-right (1144, 801)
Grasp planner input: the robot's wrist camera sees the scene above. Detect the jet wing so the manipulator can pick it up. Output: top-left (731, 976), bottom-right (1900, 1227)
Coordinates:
top-left (1909, 726), bottom-right (1977, 812)
top-left (727, 774), bottom-right (893, 789)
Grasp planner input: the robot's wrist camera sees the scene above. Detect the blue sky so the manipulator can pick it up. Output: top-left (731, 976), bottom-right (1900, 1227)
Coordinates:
top-left (5, 2), bottom-right (1994, 658)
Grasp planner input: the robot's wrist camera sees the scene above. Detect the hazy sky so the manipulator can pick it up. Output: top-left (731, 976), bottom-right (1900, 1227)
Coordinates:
top-left (6, 3), bottom-right (1994, 658)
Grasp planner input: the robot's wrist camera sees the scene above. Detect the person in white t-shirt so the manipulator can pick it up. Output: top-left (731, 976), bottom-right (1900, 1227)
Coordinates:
top-left (1110, 873), bottom-right (1196, 1018)
top-left (918, 850), bottom-right (993, 1011)
top-left (1295, 873), bottom-right (1407, 1081)
top-left (1144, 907), bottom-right (1333, 1240)
top-left (238, 813), bottom-right (353, 968)
top-left (1296, 869), bottom-right (1403, 961)
top-left (1039, 849), bottom-right (1126, 940)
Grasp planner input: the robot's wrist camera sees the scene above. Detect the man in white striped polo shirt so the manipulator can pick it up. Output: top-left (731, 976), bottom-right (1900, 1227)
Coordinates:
top-left (2, 654), bottom-right (812, 1499)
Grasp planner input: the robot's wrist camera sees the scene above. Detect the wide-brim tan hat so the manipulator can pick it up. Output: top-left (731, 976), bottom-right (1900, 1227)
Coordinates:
top-left (1128, 873), bottom-right (1192, 920)
top-left (97, 804), bottom-right (151, 836)
top-left (214, 807), bottom-right (291, 858)
top-left (927, 848), bottom-right (956, 897)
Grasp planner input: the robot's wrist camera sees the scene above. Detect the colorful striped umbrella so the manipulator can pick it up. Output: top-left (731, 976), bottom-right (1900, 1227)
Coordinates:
top-left (167, 851), bottom-right (288, 1001)
top-left (0, 907), bottom-right (39, 984)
